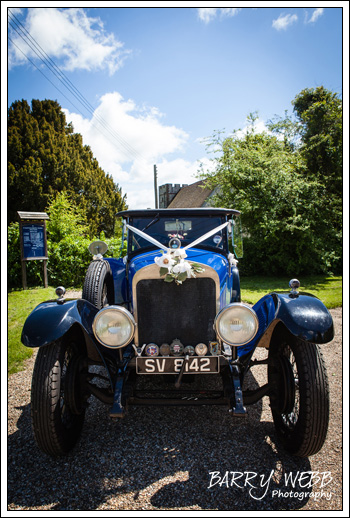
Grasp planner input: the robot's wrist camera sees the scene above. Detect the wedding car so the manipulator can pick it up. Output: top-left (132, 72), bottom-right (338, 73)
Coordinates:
top-left (21, 208), bottom-right (334, 458)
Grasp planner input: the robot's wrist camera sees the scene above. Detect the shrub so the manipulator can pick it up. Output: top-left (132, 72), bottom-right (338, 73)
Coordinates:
top-left (7, 193), bottom-right (124, 290)
top-left (8, 225), bottom-right (124, 290)
top-left (46, 236), bottom-right (92, 288)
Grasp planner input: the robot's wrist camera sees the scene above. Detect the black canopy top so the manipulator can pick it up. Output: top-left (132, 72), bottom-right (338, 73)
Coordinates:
top-left (116, 208), bottom-right (240, 218)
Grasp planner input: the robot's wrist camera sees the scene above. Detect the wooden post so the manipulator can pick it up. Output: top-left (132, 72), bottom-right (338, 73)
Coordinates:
top-left (21, 260), bottom-right (27, 290)
top-left (43, 260), bottom-right (48, 288)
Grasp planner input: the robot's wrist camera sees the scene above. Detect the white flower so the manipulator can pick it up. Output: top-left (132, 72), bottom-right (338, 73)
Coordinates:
top-left (171, 248), bottom-right (187, 259)
top-left (172, 260), bottom-right (194, 278)
top-left (154, 253), bottom-right (175, 270)
top-left (228, 253), bottom-right (238, 267)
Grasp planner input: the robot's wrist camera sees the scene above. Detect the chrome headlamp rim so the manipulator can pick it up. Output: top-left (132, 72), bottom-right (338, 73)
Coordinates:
top-left (92, 305), bottom-right (136, 349)
top-left (214, 302), bottom-right (259, 347)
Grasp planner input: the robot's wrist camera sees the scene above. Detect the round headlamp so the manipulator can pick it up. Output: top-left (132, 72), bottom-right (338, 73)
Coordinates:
top-left (214, 303), bottom-right (258, 346)
top-left (93, 306), bottom-right (135, 348)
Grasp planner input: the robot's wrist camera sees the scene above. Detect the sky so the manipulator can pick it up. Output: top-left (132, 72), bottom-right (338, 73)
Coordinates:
top-left (4, 3), bottom-right (347, 210)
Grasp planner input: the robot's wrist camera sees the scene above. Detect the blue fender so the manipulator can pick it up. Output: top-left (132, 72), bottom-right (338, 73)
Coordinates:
top-left (21, 298), bottom-right (99, 349)
top-left (271, 292), bottom-right (334, 344)
top-left (237, 291), bottom-right (334, 359)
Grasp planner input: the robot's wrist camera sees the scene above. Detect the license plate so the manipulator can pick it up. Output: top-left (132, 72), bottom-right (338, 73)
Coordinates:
top-left (136, 356), bottom-right (220, 374)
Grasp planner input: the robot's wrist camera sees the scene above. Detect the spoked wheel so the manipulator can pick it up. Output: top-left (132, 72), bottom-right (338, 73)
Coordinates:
top-left (82, 260), bottom-right (114, 309)
top-left (31, 332), bottom-right (89, 457)
top-left (268, 332), bottom-right (329, 457)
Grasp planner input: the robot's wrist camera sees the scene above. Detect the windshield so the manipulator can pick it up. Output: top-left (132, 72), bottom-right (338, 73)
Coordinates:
top-left (128, 216), bottom-right (228, 254)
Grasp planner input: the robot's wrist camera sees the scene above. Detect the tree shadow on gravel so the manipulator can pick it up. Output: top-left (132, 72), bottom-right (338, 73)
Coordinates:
top-left (8, 369), bottom-right (315, 511)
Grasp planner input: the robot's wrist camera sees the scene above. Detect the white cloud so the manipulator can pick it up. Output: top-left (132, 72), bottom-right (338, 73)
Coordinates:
top-left (197, 8), bottom-right (240, 24)
top-left (63, 92), bottom-right (203, 209)
top-left (197, 8), bottom-right (217, 24)
top-left (272, 13), bottom-right (298, 31)
top-left (307, 8), bottom-right (324, 23)
top-left (8, 7), bottom-right (130, 74)
top-left (233, 117), bottom-right (271, 140)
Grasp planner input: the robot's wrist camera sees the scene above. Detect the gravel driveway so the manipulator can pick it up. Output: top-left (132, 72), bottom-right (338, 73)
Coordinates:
top-left (7, 308), bottom-right (342, 511)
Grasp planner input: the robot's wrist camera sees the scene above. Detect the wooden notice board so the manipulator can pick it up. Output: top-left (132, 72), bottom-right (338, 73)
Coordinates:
top-left (17, 212), bottom-right (49, 289)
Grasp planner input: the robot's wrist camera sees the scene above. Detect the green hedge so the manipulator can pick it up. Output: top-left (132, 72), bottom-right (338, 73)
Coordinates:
top-left (7, 223), bottom-right (123, 289)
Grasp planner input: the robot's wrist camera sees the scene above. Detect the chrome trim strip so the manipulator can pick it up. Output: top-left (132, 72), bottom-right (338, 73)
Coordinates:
top-left (132, 262), bottom-right (221, 347)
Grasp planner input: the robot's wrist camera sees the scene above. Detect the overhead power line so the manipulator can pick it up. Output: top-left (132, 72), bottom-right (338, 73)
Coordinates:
top-left (8, 9), bottom-right (149, 166)
top-left (8, 36), bottom-right (92, 119)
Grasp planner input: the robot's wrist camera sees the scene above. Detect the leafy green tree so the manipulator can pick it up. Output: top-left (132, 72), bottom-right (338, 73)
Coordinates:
top-left (292, 87), bottom-right (342, 259)
top-left (201, 112), bottom-right (338, 275)
top-left (292, 87), bottom-right (342, 189)
top-left (8, 99), bottom-right (127, 236)
top-left (266, 110), bottom-right (301, 152)
top-left (266, 88), bottom-right (342, 274)
top-left (269, 89), bottom-right (342, 202)
top-left (46, 191), bottom-right (88, 242)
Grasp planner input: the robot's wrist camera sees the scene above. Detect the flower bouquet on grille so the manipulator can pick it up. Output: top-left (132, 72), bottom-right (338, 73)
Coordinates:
top-left (155, 249), bottom-right (205, 284)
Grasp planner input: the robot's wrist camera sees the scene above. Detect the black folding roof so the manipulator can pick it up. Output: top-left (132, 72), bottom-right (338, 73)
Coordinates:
top-left (116, 208), bottom-right (240, 218)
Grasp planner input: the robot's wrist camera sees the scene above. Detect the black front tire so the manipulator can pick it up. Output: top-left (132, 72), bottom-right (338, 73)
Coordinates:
top-left (268, 331), bottom-right (329, 457)
top-left (82, 260), bottom-right (114, 309)
top-left (31, 333), bottom-right (88, 457)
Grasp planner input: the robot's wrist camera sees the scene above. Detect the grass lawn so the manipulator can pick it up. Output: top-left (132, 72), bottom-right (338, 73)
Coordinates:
top-left (8, 287), bottom-right (56, 375)
top-left (241, 275), bottom-right (342, 308)
top-left (8, 276), bottom-right (341, 375)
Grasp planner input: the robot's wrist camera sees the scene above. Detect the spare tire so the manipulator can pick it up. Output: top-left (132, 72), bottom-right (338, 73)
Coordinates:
top-left (82, 260), bottom-right (114, 309)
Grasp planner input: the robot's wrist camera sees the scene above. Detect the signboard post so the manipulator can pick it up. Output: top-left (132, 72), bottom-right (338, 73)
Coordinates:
top-left (17, 212), bottom-right (49, 290)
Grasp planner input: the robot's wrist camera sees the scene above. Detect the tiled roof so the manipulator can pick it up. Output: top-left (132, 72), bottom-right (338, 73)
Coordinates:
top-left (167, 180), bottom-right (214, 208)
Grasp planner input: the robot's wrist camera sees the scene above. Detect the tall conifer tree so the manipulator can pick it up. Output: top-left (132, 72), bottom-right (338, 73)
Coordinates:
top-left (8, 99), bottom-right (127, 236)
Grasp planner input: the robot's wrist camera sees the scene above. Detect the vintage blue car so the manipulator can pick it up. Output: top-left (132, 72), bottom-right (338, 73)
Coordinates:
top-left (22, 208), bottom-right (334, 458)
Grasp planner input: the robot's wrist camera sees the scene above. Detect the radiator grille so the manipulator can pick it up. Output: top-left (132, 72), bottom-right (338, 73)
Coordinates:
top-left (136, 278), bottom-right (217, 346)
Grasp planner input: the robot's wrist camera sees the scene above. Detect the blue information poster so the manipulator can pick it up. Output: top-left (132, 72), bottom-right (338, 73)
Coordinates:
top-left (22, 224), bottom-right (46, 259)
